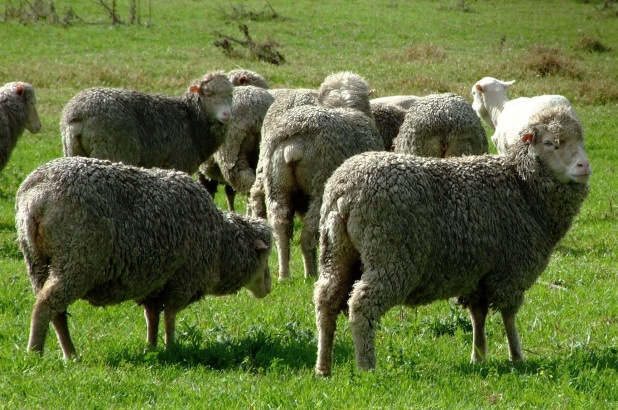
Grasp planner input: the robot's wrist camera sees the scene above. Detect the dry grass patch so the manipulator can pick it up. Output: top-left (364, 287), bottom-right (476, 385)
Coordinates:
top-left (524, 45), bottom-right (582, 78)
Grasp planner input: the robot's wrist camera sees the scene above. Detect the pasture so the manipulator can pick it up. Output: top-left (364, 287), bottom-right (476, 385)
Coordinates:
top-left (0, 0), bottom-right (616, 408)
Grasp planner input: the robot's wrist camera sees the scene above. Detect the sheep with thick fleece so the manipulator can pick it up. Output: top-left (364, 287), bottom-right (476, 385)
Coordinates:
top-left (370, 101), bottom-right (407, 150)
top-left (314, 105), bottom-right (591, 375)
top-left (370, 95), bottom-right (419, 110)
top-left (393, 92), bottom-right (488, 157)
top-left (472, 77), bottom-right (578, 154)
top-left (16, 156), bottom-right (272, 359)
top-left (198, 85), bottom-right (275, 211)
top-left (0, 82), bottom-right (41, 171)
top-left (227, 68), bottom-right (270, 89)
top-left (61, 71), bottom-right (233, 174)
top-left (257, 72), bottom-right (384, 280)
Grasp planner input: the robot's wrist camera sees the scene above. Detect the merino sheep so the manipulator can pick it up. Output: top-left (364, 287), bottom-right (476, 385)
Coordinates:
top-left (472, 77), bottom-right (578, 154)
top-left (369, 101), bottom-right (407, 150)
top-left (16, 156), bottom-right (273, 359)
top-left (314, 105), bottom-right (591, 375)
top-left (393, 93), bottom-right (488, 157)
top-left (257, 72), bottom-right (384, 281)
top-left (61, 71), bottom-right (234, 175)
top-left (197, 85), bottom-right (275, 211)
top-left (227, 68), bottom-right (270, 89)
top-left (0, 82), bottom-right (41, 171)
top-left (370, 95), bottom-right (419, 110)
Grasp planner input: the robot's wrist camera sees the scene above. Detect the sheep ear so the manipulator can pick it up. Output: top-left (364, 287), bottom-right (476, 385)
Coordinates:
top-left (238, 75), bottom-right (248, 85)
top-left (522, 133), bottom-right (534, 144)
top-left (503, 80), bottom-right (515, 88)
top-left (15, 85), bottom-right (24, 96)
top-left (475, 84), bottom-right (483, 92)
top-left (254, 239), bottom-right (269, 251)
top-left (368, 89), bottom-right (375, 96)
top-left (188, 85), bottom-right (201, 94)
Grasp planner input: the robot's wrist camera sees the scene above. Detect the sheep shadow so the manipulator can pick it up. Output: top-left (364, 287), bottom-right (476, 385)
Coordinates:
top-left (455, 346), bottom-right (618, 379)
top-left (103, 324), bottom-right (341, 372)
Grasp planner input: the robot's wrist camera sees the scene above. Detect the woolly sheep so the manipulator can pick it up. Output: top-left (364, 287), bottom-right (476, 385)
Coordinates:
top-left (257, 72), bottom-right (384, 281)
top-left (472, 77), bottom-right (578, 155)
top-left (0, 82), bottom-right (41, 171)
top-left (393, 92), bottom-right (488, 157)
top-left (198, 85), bottom-right (275, 211)
top-left (16, 156), bottom-right (273, 359)
top-left (227, 68), bottom-right (270, 89)
top-left (369, 101), bottom-right (407, 150)
top-left (61, 71), bottom-right (234, 175)
top-left (314, 105), bottom-right (591, 375)
top-left (370, 95), bottom-right (419, 110)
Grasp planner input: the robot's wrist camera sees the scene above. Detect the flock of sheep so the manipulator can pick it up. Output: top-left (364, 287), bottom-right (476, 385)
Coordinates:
top-left (0, 67), bottom-right (592, 375)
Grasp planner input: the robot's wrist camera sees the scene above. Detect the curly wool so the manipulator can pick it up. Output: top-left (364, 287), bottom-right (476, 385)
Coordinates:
top-left (394, 93), bottom-right (488, 157)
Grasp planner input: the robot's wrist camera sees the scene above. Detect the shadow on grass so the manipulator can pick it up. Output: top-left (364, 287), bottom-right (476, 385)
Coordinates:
top-left (102, 323), bottom-right (355, 372)
top-left (456, 346), bottom-right (618, 378)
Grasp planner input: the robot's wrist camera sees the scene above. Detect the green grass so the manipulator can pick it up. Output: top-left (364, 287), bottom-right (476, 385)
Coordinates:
top-left (1, 0), bottom-right (617, 408)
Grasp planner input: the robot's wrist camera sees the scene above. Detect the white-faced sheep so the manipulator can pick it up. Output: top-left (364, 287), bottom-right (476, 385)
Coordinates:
top-left (0, 82), bottom-right (41, 171)
top-left (314, 105), bottom-right (591, 375)
top-left (16, 156), bottom-right (272, 359)
top-left (256, 72), bottom-right (384, 281)
top-left (61, 71), bottom-right (234, 175)
top-left (472, 77), bottom-right (579, 155)
top-left (393, 92), bottom-right (488, 157)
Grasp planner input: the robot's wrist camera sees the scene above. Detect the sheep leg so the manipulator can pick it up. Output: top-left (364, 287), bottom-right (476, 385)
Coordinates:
top-left (224, 184), bottom-right (236, 212)
top-left (164, 309), bottom-right (178, 347)
top-left (501, 310), bottom-right (524, 361)
top-left (348, 273), bottom-right (404, 371)
top-left (299, 203), bottom-right (320, 279)
top-left (469, 303), bottom-right (488, 362)
top-left (143, 301), bottom-right (162, 347)
top-left (314, 275), bottom-right (355, 376)
top-left (270, 202), bottom-right (294, 280)
top-left (51, 312), bottom-right (76, 359)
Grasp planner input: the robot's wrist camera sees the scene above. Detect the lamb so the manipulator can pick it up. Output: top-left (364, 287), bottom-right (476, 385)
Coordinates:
top-left (61, 71), bottom-right (234, 175)
top-left (393, 92), bottom-right (488, 157)
top-left (472, 77), bottom-right (578, 154)
top-left (256, 72), bottom-right (384, 281)
top-left (314, 104), bottom-right (591, 375)
top-left (198, 85), bottom-right (275, 211)
top-left (0, 82), bottom-right (41, 171)
top-left (15, 156), bottom-right (273, 359)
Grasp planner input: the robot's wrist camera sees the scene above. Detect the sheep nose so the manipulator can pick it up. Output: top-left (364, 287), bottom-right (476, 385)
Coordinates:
top-left (218, 111), bottom-right (232, 124)
top-left (577, 161), bottom-right (592, 176)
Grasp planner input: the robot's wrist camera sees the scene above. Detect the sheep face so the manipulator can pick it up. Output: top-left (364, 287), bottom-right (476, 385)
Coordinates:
top-left (523, 107), bottom-right (591, 184)
top-left (243, 239), bottom-right (272, 298)
top-left (21, 87), bottom-right (42, 134)
top-left (191, 73), bottom-right (234, 125)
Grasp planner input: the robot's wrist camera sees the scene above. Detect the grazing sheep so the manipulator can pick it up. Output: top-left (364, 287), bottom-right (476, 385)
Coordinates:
top-left (370, 95), bottom-right (419, 110)
top-left (370, 101), bottom-right (407, 150)
top-left (0, 82), bottom-right (41, 171)
top-left (314, 105), bottom-right (591, 375)
top-left (258, 72), bottom-right (384, 281)
top-left (227, 68), bottom-right (270, 89)
top-left (16, 156), bottom-right (273, 359)
top-left (198, 85), bottom-right (275, 211)
top-left (61, 71), bottom-right (234, 175)
top-left (472, 77), bottom-right (578, 154)
top-left (393, 93), bottom-right (488, 158)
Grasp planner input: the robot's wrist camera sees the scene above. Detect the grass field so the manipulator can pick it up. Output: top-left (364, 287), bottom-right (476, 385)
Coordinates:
top-left (1, 0), bottom-right (617, 408)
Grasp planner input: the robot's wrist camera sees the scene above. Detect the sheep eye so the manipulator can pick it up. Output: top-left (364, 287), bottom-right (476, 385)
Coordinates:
top-left (543, 140), bottom-right (553, 146)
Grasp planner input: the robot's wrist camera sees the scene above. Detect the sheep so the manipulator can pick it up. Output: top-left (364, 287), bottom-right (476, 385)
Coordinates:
top-left (370, 95), bottom-right (419, 110)
top-left (256, 72), bottom-right (384, 281)
top-left (393, 92), bottom-right (488, 158)
top-left (227, 68), bottom-right (270, 89)
top-left (314, 104), bottom-right (591, 375)
top-left (197, 85), bottom-right (275, 211)
top-left (369, 101), bottom-right (407, 150)
top-left (61, 71), bottom-right (234, 175)
top-left (472, 77), bottom-right (579, 154)
top-left (15, 156), bottom-right (273, 359)
top-left (0, 82), bottom-right (41, 172)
